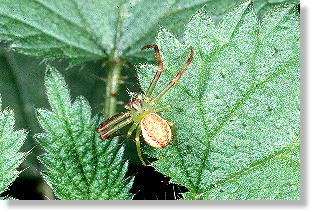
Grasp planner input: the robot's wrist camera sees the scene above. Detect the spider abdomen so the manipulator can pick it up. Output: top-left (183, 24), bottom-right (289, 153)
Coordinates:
top-left (141, 113), bottom-right (171, 148)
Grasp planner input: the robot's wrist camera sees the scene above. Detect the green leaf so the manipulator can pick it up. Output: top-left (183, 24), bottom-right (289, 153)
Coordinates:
top-left (200, 140), bottom-right (300, 200)
top-left (36, 66), bottom-right (133, 200)
top-left (0, 48), bottom-right (107, 176)
top-left (253, 0), bottom-right (299, 18)
top-left (0, 49), bottom-right (48, 174)
top-left (138, 1), bottom-right (300, 200)
top-left (0, 94), bottom-right (27, 196)
top-left (0, 0), bottom-right (294, 64)
top-left (0, 0), bottom-right (215, 64)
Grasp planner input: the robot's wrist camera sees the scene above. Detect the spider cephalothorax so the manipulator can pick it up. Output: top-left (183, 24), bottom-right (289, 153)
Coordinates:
top-left (97, 44), bottom-right (193, 166)
top-left (125, 93), bottom-right (144, 112)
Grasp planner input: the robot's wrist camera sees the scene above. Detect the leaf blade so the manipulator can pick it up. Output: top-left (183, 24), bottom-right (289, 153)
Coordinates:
top-left (0, 0), bottom-right (105, 63)
top-left (138, 1), bottom-right (300, 200)
top-left (0, 0), bottom-right (226, 63)
top-left (36, 66), bottom-right (133, 200)
top-left (0, 95), bottom-right (27, 196)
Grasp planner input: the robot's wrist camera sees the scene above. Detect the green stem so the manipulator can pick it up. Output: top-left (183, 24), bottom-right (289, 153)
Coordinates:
top-left (104, 0), bottom-right (124, 118)
top-left (104, 57), bottom-right (124, 118)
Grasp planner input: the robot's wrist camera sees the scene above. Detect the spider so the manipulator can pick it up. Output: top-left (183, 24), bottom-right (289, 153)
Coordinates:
top-left (96, 44), bottom-right (194, 166)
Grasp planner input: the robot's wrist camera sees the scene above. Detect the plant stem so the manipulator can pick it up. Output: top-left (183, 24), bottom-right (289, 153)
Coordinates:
top-left (104, 56), bottom-right (124, 118)
top-left (104, 0), bottom-right (124, 118)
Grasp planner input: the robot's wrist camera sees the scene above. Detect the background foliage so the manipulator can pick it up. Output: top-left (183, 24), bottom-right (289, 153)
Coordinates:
top-left (34, 67), bottom-right (133, 199)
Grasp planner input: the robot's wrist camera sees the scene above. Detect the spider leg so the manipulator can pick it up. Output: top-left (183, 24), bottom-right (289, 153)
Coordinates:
top-left (152, 47), bottom-right (194, 103)
top-left (141, 44), bottom-right (163, 99)
top-left (135, 125), bottom-right (148, 166)
top-left (168, 121), bottom-right (177, 145)
top-left (99, 117), bottom-right (133, 140)
top-left (96, 112), bottom-right (130, 133)
top-left (127, 122), bottom-right (138, 138)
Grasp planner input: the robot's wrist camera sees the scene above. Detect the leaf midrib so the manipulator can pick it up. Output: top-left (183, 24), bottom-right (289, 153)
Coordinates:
top-left (49, 73), bottom-right (92, 198)
top-left (38, 120), bottom-right (88, 199)
top-left (33, 0), bottom-right (107, 55)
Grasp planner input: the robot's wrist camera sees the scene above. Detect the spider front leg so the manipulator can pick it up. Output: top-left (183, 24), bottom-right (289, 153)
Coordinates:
top-left (141, 44), bottom-right (163, 99)
top-left (96, 112), bottom-right (130, 133)
top-left (152, 47), bottom-right (194, 103)
top-left (98, 117), bottom-right (133, 140)
top-left (135, 125), bottom-right (148, 166)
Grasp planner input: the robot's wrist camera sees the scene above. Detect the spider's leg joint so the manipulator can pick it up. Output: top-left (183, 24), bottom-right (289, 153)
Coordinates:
top-left (152, 46), bottom-right (194, 103)
top-left (97, 117), bottom-right (133, 140)
top-left (141, 44), bottom-right (157, 51)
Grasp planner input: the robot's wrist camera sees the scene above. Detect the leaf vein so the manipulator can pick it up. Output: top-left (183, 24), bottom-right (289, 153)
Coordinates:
top-left (69, 0), bottom-right (107, 55)
top-left (193, 57), bottom-right (297, 194)
top-left (215, 141), bottom-right (299, 188)
top-left (49, 74), bottom-right (91, 197)
top-left (0, 13), bottom-right (102, 57)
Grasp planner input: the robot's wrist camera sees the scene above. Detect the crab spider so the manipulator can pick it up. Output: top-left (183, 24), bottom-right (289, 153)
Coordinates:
top-left (96, 44), bottom-right (194, 166)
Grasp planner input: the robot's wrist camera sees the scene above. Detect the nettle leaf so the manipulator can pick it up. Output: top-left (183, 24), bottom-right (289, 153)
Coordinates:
top-left (0, 0), bottom-right (296, 64)
top-left (138, 1), bottom-right (300, 200)
top-left (0, 0), bottom-right (214, 64)
top-left (0, 48), bottom-right (114, 175)
top-left (0, 49), bottom-right (49, 173)
top-left (0, 95), bottom-right (27, 197)
top-left (35, 66), bottom-right (133, 200)
top-left (253, 0), bottom-right (299, 18)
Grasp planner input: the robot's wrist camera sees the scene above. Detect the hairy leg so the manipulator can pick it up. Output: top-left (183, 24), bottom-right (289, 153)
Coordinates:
top-left (96, 112), bottom-right (130, 133)
top-left (99, 117), bottom-right (133, 140)
top-left (154, 105), bottom-right (171, 113)
top-left (168, 121), bottom-right (177, 145)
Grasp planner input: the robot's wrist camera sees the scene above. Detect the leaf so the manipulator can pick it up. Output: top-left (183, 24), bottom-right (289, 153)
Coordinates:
top-left (0, 48), bottom-right (107, 176)
top-left (0, 49), bottom-right (48, 174)
top-left (253, 0), bottom-right (299, 18)
top-left (35, 66), bottom-right (133, 200)
top-left (201, 141), bottom-right (300, 200)
top-left (138, 1), bottom-right (300, 200)
top-left (0, 0), bottom-right (292, 104)
top-left (0, 94), bottom-right (27, 196)
top-left (0, 0), bottom-right (215, 64)
top-left (0, 0), bottom-right (294, 65)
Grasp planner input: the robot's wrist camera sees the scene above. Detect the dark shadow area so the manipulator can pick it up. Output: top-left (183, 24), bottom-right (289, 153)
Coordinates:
top-left (2, 176), bottom-right (45, 200)
top-left (128, 164), bottom-right (188, 200)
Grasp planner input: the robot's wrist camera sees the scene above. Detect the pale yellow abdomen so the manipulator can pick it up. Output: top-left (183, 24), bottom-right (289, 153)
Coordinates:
top-left (141, 113), bottom-right (171, 148)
